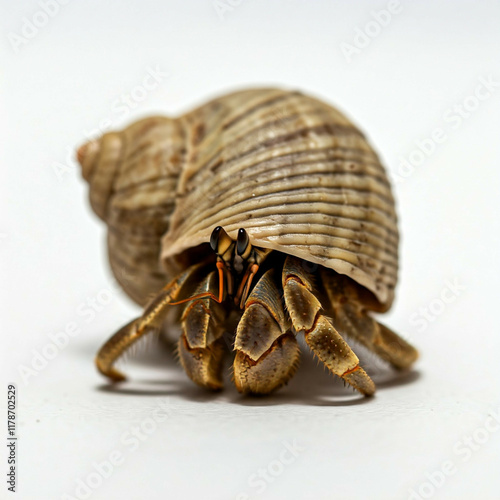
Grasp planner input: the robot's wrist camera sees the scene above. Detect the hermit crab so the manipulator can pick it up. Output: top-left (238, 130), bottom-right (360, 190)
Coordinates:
top-left (77, 88), bottom-right (418, 396)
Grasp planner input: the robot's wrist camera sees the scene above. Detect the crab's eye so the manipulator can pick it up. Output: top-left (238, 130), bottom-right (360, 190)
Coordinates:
top-left (210, 226), bottom-right (233, 257)
top-left (236, 228), bottom-right (249, 256)
top-left (210, 226), bottom-right (222, 252)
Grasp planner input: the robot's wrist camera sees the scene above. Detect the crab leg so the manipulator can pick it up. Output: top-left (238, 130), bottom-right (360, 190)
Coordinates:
top-left (178, 271), bottom-right (228, 390)
top-left (320, 269), bottom-right (418, 370)
top-left (95, 262), bottom-right (210, 382)
top-left (282, 256), bottom-right (376, 396)
top-left (233, 269), bottom-right (300, 394)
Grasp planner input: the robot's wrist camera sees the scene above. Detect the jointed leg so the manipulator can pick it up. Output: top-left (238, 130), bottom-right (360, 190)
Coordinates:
top-left (282, 256), bottom-right (376, 396)
top-left (321, 269), bottom-right (418, 370)
top-left (95, 262), bottom-right (210, 382)
top-left (233, 269), bottom-right (299, 394)
top-left (178, 271), bottom-right (228, 390)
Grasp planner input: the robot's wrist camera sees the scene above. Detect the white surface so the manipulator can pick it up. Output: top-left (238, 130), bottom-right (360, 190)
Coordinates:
top-left (2, 1), bottom-right (500, 499)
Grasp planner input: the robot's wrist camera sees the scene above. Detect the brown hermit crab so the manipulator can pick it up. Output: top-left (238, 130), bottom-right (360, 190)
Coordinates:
top-left (77, 88), bottom-right (417, 396)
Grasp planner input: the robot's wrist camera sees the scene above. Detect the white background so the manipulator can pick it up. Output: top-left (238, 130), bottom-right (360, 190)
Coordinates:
top-left (2, 1), bottom-right (500, 499)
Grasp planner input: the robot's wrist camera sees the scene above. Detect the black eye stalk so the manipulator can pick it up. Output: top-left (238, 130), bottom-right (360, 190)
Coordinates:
top-left (210, 226), bottom-right (233, 260)
top-left (236, 228), bottom-right (250, 257)
top-left (209, 226), bottom-right (222, 252)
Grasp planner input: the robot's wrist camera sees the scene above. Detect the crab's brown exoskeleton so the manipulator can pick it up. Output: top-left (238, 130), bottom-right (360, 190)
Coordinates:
top-left (77, 88), bottom-right (418, 396)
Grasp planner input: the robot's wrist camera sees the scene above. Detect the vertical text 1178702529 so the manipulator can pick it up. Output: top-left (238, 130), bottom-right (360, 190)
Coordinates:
top-left (6, 385), bottom-right (17, 493)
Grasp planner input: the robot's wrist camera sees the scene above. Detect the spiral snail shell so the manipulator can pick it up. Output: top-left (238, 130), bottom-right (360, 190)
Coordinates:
top-left (78, 88), bottom-right (417, 396)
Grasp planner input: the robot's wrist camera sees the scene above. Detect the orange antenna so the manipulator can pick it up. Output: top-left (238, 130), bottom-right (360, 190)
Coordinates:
top-left (235, 263), bottom-right (259, 308)
top-left (168, 261), bottom-right (227, 306)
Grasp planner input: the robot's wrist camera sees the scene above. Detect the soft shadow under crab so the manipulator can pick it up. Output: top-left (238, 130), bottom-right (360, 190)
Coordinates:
top-left (95, 227), bottom-right (418, 398)
top-left (94, 339), bottom-right (421, 406)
